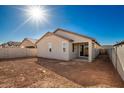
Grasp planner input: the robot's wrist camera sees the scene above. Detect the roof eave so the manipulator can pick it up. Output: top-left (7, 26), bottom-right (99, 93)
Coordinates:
top-left (35, 32), bottom-right (73, 45)
top-left (54, 28), bottom-right (101, 46)
top-left (54, 28), bottom-right (95, 40)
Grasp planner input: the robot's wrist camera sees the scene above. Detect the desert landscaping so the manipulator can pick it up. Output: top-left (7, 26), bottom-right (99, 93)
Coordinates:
top-left (0, 54), bottom-right (123, 88)
top-left (1, 5), bottom-right (124, 88)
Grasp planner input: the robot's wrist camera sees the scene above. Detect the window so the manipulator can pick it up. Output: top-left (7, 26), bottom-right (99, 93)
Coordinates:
top-left (48, 43), bottom-right (52, 52)
top-left (72, 43), bottom-right (74, 52)
top-left (49, 48), bottom-right (52, 52)
top-left (62, 42), bottom-right (67, 52)
top-left (63, 48), bottom-right (66, 52)
top-left (92, 43), bottom-right (95, 48)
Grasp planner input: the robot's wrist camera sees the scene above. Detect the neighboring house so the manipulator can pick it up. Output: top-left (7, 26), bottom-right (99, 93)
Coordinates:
top-left (113, 41), bottom-right (124, 59)
top-left (1, 41), bottom-right (21, 48)
top-left (100, 45), bottom-right (113, 54)
top-left (102, 45), bottom-right (113, 49)
top-left (20, 38), bottom-right (37, 48)
top-left (114, 41), bottom-right (124, 46)
top-left (36, 28), bottom-right (101, 62)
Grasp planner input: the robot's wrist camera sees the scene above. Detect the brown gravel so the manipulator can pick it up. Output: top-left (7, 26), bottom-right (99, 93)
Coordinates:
top-left (0, 54), bottom-right (123, 88)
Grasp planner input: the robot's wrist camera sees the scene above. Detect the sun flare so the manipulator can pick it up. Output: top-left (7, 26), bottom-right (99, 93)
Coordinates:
top-left (26, 6), bottom-right (48, 23)
top-left (14, 6), bottom-right (50, 32)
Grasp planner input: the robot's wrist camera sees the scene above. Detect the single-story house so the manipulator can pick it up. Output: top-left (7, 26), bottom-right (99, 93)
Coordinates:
top-left (36, 28), bottom-right (101, 62)
top-left (20, 38), bottom-right (37, 48)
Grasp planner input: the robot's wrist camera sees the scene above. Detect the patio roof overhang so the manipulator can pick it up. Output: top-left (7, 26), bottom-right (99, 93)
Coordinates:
top-left (72, 42), bottom-right (88, 44)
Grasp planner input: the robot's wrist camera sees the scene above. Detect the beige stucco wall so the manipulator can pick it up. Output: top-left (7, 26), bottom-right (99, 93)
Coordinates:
top-left (55, 30), bottom-right (92, 59)
top-left (37, 34), bottom-right (70, 61)
top-left (0, 48), bottom-right (37, 59)
top-left (92, 42), bottom-right (100, 59)
top-left (55, 30), bottom-right (94, 62)
top-left (68, 42), bottom-right (78, 59)
top-left (37, 30), bottom-right (100, 62)
top-left (20, 40), bottom-right (36, 48)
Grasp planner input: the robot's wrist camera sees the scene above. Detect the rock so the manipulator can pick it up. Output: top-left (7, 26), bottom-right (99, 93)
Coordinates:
top-left (11, 70), bottom-right (14, 72)
top-left (42, 70), bottom-right (46, 73)
top-left (38, 68), bottom-right (43, 71)
top-left (19, 77), bottom-right (25, 82)
top-left (0, 67), bottom-right (2, 69)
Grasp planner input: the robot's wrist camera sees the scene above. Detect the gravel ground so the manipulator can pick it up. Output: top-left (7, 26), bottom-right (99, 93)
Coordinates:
top-left (0, 54), bottom-right (123, 88)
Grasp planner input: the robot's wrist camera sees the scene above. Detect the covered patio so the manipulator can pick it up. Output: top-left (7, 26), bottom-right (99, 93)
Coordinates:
top-left (71, 41), bottom-right (93, 62)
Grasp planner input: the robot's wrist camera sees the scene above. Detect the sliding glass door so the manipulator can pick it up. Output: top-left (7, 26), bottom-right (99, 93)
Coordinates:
top-left (79, 44), bottom-right (88, 57)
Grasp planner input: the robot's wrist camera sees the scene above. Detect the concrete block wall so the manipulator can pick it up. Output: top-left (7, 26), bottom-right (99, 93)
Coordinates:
top-left (108, 47), bottom-right (124, 81)
top-left (0, 48), bottom-right (37, 59)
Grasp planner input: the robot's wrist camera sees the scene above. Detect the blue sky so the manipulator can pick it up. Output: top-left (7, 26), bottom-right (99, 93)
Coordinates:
top-left (0, 5), bottom-right (124, 45)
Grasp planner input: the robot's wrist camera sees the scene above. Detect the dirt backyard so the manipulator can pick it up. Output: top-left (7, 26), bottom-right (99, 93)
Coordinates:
top-left (0, 55), bottom-right (124, 88)
top-left (37, 55), bottom-right (124, 88)
top-left (0, 58), bottom-right (81, 88)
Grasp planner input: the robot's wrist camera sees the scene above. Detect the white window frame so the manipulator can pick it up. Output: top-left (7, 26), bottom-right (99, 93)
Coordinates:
top-left (48, 42), bottom-right (52, 52)
top-left (62, 41), bottom-right (67, 53)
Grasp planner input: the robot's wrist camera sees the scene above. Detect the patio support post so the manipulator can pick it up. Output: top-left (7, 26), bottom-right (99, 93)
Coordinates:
top-left (88, 41), bottom-right (93, 62)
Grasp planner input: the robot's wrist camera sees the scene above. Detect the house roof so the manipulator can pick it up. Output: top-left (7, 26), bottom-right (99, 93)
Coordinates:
top-left (26, 38), bottom-right (37, 44)
top-left (53, 33), bottom-right (73, 41)
top-left (114, 41), bottom-right (124, 46)
top-left (54, 28), bottom-right (101, 46)
top-left (35, 32), bottom-right (73, 44)
top-left (20, 38), bottom-right (37, 46)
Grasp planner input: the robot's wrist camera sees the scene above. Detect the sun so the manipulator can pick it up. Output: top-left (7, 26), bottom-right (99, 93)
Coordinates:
top-left (14, 6), bottom-right (50, 32)
top-left (26, 6), bottom-right (48, 23)
top-left (28, 6), bottom-right (42, 20)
